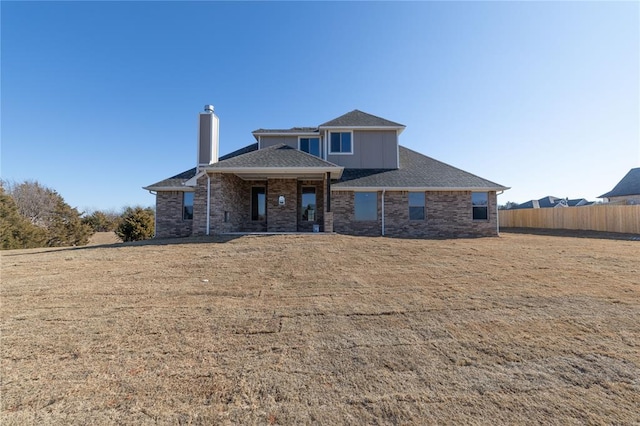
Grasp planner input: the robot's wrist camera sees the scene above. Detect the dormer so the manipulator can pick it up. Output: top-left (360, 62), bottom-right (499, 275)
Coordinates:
top-left (252, 110), bottom-right (405, 169)
top-left (319, 110), bottom-right (405, 169)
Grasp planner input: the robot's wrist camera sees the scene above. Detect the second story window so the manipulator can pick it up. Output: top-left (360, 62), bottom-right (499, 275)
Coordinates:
top-left (299, 137), bottom-right (320, 157)
top-left (329, 132), bottom-right (352, 154)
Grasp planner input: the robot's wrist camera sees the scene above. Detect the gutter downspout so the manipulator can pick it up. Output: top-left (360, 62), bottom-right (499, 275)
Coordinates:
top-left (381, 189), bottom-right (386, 236)
top-left (206, 173), bottom-right (211, 236)
top-left (496, 190), bottom-right (504, 236)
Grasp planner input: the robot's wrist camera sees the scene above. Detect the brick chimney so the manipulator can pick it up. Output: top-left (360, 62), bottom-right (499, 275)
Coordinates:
top-left (198, 105), bottom-right (219, 168)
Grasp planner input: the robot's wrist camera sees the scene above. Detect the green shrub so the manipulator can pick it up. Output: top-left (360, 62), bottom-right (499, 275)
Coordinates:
top-left (82, 210), bottom-right (120, 232)
top-left (0, 187), bottom-right (48, 249)
top-left (46, 198), bottom-right (94, 247)
top-left (116, 207), bottom-right (155, 242)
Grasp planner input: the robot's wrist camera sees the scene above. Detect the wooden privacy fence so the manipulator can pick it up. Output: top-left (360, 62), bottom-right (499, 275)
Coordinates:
top-left (499, 205), bottom-right (640, 234)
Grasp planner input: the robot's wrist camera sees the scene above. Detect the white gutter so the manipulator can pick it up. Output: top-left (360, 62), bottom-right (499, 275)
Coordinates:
top-left (332, 186), bottom-right (510, 192)
top-left (496, 190), bottom-right (505, 235)
top-left (381, 189), bottom-right (386, 236)
top-left (143, 186), bottom-right (195, 192)
top-left (206, 173), bottom-right (211, 236)
top-left (201, 167), bottom-right (344, 179)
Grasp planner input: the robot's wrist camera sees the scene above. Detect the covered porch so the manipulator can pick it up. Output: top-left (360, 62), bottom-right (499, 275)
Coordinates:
top-left (190, 144), bottom-right (342, 236)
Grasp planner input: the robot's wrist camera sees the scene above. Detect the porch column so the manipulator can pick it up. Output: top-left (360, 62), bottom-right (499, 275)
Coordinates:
top-left (324, 172), bottom-right (333, 233)
top-left (326, 172), bottom-right (331, 212)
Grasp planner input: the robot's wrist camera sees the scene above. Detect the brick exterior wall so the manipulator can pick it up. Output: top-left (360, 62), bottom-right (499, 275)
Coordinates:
top-left (266, 179), bottom-right (298, 232)
top-left (192, 175), bottom-right (209, 236)
top-left (332, 190), bottom-right (498, 237)
top-left (155, 191), bottom-right (193, 238)
top-left (332, 190), bottom-right (382, 236)
top-left (156, 174), bottom-right (497, 238)
top-left (210, 174), bottom-right (246, 234)
top-left (384, 191), bottom-right (498, 238)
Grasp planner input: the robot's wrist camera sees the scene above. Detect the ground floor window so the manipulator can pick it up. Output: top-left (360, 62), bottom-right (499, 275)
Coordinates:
top-left (409, 192), bottom-right (425, 220)
top-left (354, 192), bottom-right (377, 221)
top-left (472, 192), bottom-right (488, 220)
top-left (183, 192), bottom-right (194, 220)
top-left (301, 187), bottom-right (316, 221)
top-left (251, 187), bottom-right (266, 221)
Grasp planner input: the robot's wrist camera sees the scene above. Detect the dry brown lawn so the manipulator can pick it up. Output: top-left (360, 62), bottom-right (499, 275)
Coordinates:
top-left (1, 233), bottom-right (639, 425)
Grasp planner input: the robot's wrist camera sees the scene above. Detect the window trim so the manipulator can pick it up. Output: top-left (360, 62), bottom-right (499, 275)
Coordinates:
top-left (408, 192), bottom-right (425, 221)
top-left (251, 186), bottom-right (266, 222)
top-left (298, 136), bottom-right (321, 158)
top-left (354, 191), bottom-right (378, 221)
top-left (472, 192), bottom-right (489, 221)
top-left (182, 191), bottom-right (194, 221)
top-left (328, 131), bottom-right (354, 155)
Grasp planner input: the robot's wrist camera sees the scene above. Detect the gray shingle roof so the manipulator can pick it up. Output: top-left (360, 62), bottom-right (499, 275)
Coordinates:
top-left (319, 110), bottom-right (405, 128)
top-left (333, 146), bottom-right (508, 190)
top-left (144, 143), bottom-right (259, 190)
top-left (219, 143), bottom-right (258, 161)
top-left (206, 144), bottom-right (340, 169)
top-left (143, 167), bottom-right (197, 190)
top-left (252, 127), bottom-right (318, 134)
top-left (598, 167), bottom-right (640, 198)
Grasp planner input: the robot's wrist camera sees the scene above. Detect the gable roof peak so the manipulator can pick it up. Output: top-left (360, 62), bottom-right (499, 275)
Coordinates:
top-left (319, 109), bottom-right (406, 129)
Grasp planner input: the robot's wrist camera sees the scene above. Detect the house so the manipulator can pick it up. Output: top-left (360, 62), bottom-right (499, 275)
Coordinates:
top-left (598, 167), bottom-right (640, 205)
top-left (144, 106), bottom-right (509, 238)
top-left (511, 196), bottom-right (593, 209)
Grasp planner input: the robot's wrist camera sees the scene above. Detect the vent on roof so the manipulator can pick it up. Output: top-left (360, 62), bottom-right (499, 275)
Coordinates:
top-left (204, 105), bottom-right (214, 113)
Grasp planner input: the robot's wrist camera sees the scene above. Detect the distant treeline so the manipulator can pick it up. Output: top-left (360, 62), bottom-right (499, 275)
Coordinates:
top-left (1, 180), bottom-right (155, 250)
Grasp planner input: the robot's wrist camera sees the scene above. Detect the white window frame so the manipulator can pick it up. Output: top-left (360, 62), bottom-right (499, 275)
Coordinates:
top-left (328, 131), bottom-right (354, 155)
top-left (298, 136), bottom-right (321, 157)
top-left (472, 192), bottom-right (489, 221)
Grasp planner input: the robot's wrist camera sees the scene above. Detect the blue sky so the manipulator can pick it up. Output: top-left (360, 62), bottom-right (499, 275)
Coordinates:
top-left (2, 1), bottom-right (638, 212)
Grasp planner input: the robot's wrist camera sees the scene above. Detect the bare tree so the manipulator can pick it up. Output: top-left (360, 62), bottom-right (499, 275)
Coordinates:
top-left (2, 180), bottom-right (58, 227)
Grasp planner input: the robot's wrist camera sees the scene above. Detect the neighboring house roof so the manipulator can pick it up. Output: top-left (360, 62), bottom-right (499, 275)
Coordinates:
top-left (511, 196), bottom-right (592, 209)
top-left (598, 167), bottom-right (640, 198)
top-left (319, 109), bottom-right (405, 129)
top-left (567, 198), bottom-right (592, 207)
top-left (333, 146), bottom-right (508, 191)
top-left (202, 144), bottom-right (343, 179)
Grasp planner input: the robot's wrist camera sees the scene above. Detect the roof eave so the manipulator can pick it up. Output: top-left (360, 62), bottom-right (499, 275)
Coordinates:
top-left (201, 166), bottom-right (344, 179)
top-left (318, 125), bottom-right (406, 134)
top-left (331, 186), bottom-right (510, 192)
top-left (142, 185), bottom-right (195, 192)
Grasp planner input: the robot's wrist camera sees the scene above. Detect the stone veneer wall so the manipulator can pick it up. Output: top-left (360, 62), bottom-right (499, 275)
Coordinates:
top-left (332, 190), bottom-right (498, 238)
top-left (266, 179), bottom-right (298, 232)
top-left (155, 191), bottom-right (193, 238)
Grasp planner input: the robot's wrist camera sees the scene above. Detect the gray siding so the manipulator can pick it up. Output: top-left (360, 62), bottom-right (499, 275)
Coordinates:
top-left (198, 115), bottom-right (212, 165)
top-left (327, 130), bottom-right (398, 169)
top-left (260, 136), bottom-right (299, 149)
